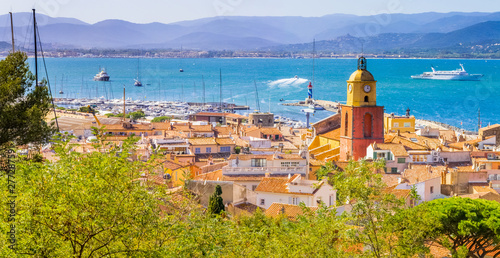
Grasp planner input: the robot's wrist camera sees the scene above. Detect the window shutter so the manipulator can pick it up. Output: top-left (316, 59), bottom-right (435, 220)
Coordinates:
top-left (289, 197), bottom-right (292, 204)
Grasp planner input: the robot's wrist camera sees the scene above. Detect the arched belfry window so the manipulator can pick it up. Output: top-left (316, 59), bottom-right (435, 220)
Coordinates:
top-left (364, 96), bottom-right (369, 102)
top-left (344, 112), bottom-right (349, 136)
top-left (364, 113), bottom-right (372, 138)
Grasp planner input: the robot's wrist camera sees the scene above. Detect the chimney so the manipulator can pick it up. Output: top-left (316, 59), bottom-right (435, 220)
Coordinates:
top-left (397, 130), bottom-right (400, 136)
top-left (188, 122), bottom-right (192, 129)
top-left (427, 165), bottom-right (432, 173)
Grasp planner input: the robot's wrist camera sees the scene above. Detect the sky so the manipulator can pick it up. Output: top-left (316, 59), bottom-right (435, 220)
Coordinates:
top-left (3, 0), bottom-right (500, 24)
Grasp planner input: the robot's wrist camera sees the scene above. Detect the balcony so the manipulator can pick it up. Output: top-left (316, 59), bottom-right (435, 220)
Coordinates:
top-left (222, 166), bottom-right (306, 175)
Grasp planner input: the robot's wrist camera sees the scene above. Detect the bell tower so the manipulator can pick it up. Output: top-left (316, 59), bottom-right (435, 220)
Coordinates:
top-left (340, 57), bottom-right (384, 161)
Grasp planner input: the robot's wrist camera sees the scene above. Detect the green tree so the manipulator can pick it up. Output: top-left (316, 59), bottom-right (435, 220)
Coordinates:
top-left (0, 52), bottom-right (55, 146)
top-left (207, 185), bottom-right (225, 215)
top-left (151, 116), bottom-right (172, 123)
top-left (401, 198), bottom-right (500, 258)
top-left (129, 110), bottom-right (145, 121)
top-left (0, 135), bottom-right (170, 257)
top-left (315, 161), bottom-right (336, 180)
top-left (328, 159), bottom-right (409, 257)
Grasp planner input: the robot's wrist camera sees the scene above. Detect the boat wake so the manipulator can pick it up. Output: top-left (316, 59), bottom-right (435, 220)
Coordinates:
top-left (268, 77), bottom-right (308, 88)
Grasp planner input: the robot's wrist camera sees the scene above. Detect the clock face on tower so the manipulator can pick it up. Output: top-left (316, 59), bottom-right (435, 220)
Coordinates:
top-left (363, 85), bottom-right (371, 93)
top-left (348, 84), bottom-right (352, 92)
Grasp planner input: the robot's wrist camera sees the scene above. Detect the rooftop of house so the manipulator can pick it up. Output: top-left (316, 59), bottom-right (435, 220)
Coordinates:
top-left (228, 153), bottom-right (304, 161)
top-left (318, 128), bottom-right (341, 141)
top-left (172, 124), bottom-right (213, 132)
top-left (214, 126), bottom-right (234, 135)
top-left (264, 203), bottom-right (319, 220)
top-left (479, 124), bottom-right (500, 131)
top-left (383, 185), bottom-right (411, 199)
top-left (188, 138), bottom-right (217, 145)
top-left (259, 127), bottom-right (283, 135)
top-left (255, 174), bottom-right (322, 196)
top-left (460, 192), bottom-right (500, 203)
top-left (371, 142), bottom-right (409, 157)
top-left (402, 165), bottom-right (445, 185)
top-left (215, 138), bottom-right (235, 145)
top-left (448, 136), bottom-right (494, 150)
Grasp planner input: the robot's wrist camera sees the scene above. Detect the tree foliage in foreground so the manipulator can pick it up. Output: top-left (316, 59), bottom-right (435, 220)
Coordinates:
top-left (396, 197), bottom-right (500, 258)
top-left (2, 148), bottom-right (500, 257)
top-left (207, 185), bottom-right (225, 215)
top-left (0, 51), bottom-right (55, 146)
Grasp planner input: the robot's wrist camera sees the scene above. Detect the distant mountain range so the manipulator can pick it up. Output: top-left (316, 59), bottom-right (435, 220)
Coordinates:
top-left (0, 11), bottom-right (499, 53)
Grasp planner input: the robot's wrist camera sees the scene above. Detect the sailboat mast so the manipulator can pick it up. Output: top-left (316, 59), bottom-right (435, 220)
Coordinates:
top-left (202, 75), bottom-right (206, 106)
top-left (9, 12), bottom-right (14, 52)
top-left (123, 85), bottom-right (126, 122)
top-left (33, 9), bottom-right (38, 84)
top-left (219, 69), bottom-right (222, 112)
top-left (312, 38), bottom-right (315, 86)
top-left (254, 80), bottom-right (260, 112)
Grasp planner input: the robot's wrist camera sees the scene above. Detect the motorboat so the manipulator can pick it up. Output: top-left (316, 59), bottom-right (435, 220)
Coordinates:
top-left (93, 68), bottom-right (110, 81)
top-left (411, 64), bottom-right (483, 81)
top-left (134, 79), bottom-right (142, 87)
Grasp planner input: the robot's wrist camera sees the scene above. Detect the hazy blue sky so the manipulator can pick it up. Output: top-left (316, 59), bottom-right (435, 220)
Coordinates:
top-left (3, 0), bottom-right (500, 24)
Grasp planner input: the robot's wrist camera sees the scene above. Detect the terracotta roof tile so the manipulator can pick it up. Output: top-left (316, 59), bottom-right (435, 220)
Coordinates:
top-left (188, 138), bottom-right (217, 145)
top-left (319, 128), bottom-right (341, 140)
top-left (373, 143), bottom-right (409, 157)
top-left (215, 138), bottom-right (235, 145)
top-left (260, 127), bottom-right (282, 135)
top-left (194, 169), bottom-right (223, 181)
top-left (255, 175), bottom-right (315, 195)
top-left (402, 165), bottom-right (444, 185)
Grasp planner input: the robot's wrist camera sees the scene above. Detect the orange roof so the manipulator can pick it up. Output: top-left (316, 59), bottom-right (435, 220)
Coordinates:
top-left (402, 165), bottom-right (444, 185)
top-left (215, 137), bottom-right (235, 145)
top-left (214, 126), bottom-right (234, 135)
top-left (480, 124), bottom-right (500, 131)
top-left (448, 137), bottom-right (485, 150)
top-left (260, 127), bottom-right (282, 135)
top-left (163, 160), bottom-right (188, 171)
top-left (173, 124), bottom-right (213, 132)
top-left (255, 175), bottom-right (315, 196)
top-left (460, 192), bottom-right (500, 203)
top-left (188, 138), bottom-right (217, 145)
top-left (275, 153), bottom-right (304, 160)
top-left (265, 203), bottom-right (319, 220)
top-left (151, 122), bottom-right (171, 130)
top-left (319, 128), bottom-right (341, 140)
top-left (383, 185), bottom-right (410, 199)
top-left (473, 186), bottom-right (499, 194)
top-left (373, 143), bottom-right (409, 157)
top-left (194, 169), bottom-right (223, 181)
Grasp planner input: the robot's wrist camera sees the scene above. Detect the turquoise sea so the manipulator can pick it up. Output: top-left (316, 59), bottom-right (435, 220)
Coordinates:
top-left (28, 58), bottom-right (500, 131)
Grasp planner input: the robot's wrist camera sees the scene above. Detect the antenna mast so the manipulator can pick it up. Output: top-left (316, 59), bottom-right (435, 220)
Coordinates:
top-left (202, 75), bottom-right (206, 105)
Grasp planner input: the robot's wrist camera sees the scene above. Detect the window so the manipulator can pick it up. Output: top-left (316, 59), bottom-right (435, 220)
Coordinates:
top-left (391, 167), bottom-right (398, 174)
top-left (291, 197), bottom-right (300, 205)
top-left (404, 122), bottom-right (411, 128)
top-left (344, 112), bottom-right (349, 136)
top-left (206, 147), bottom-right (211, 153)
top-left (377, 152), bottom-right (386, 159)
top-left (398, 158), bottom-right (406, 164)
top-left (220, 146), bottom-right (230, 152)
top-left (251, 158), bottom-right (267, 167)
top-left (430, 186), bottom-right (434, 194)
top-left (260, 199), bottom-right (265, 206)
top-left (393, 122), bottom-right (399, 128)
top-left (195, 148), bottom-right (201, 154)
top-left (364, 96), bottom-right (369, 102)
top-left (364, 113), bottom-right (372, 138)
top-left (329, 195), bottom-right (335, 206)
top-left (281, 162), bottom-right (300, 167)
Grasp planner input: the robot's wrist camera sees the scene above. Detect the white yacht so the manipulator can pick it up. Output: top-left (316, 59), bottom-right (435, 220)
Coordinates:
top-left (93, 68), bottom-right (110, 81)
top-left (411, 64), bottom-right (483, 81)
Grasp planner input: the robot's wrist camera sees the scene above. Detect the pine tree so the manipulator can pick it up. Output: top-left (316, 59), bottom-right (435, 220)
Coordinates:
top-left (207, 185), bottom-right (225, 215)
